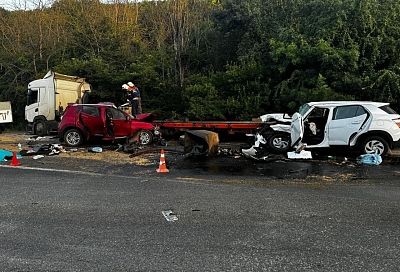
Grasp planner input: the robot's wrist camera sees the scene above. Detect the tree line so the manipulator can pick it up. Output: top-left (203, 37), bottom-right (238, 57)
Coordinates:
top-left (1, 0), bottom-right (400, 124)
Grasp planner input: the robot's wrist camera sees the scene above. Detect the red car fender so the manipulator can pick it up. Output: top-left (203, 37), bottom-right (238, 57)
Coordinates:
top-left (130, 120), bottom-right (154, 133)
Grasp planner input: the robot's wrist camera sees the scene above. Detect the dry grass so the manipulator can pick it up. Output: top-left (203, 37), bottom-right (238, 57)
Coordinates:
top-left (59, 150), bottom-right (153, 165)
top-left (0, 133), bottom-right (26, 151)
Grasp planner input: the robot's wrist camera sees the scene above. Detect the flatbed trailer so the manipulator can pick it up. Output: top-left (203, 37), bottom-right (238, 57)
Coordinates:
top-left (153, 120), bottom-right (263, 137)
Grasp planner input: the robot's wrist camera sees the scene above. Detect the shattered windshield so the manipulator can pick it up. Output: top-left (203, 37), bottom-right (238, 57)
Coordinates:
top-left (298, 103), bottom-right (311, 116)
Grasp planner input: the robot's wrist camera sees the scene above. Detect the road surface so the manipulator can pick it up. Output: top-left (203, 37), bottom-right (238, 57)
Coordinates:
top-left (0, 167), bottom-right (399, 271)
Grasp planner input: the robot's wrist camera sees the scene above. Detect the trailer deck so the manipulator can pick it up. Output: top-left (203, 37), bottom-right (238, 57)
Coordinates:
top-left (153, 120), bottom-right (263, 135)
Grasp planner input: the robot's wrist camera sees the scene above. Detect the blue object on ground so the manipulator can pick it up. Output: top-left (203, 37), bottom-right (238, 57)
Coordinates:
top-left (0, 149), bottom-right (12, 161)
top-left (357, 153), bottom-right (383, 165)
top-left (0, 149), bottom-right (22, 161)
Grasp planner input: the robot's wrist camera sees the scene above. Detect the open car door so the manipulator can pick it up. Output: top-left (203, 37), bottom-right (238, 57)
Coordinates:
top-left (291, 112), bottom-right (304, 148)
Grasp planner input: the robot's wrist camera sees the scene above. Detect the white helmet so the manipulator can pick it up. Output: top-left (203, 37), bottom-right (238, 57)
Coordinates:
top-left (127, 82), bottom-right (134, 87)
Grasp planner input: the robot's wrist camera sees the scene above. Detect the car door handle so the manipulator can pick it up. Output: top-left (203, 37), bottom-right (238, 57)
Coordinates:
top-left (351, 121), bottom-right (361, 124)
top-left (35, 108), bottom-right (38, 112)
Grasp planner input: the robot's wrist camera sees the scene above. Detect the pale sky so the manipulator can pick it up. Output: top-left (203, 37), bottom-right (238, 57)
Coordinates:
top-left (0, 0), bottom-right (146, 10)
top-left (0, 0), bottom-right (43, 10)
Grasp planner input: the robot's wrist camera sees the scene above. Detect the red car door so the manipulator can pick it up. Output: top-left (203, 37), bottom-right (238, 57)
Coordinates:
top-left (78, 105), bottom-right (104, 137)
top-left (106, 107), bottom-right (132, 138)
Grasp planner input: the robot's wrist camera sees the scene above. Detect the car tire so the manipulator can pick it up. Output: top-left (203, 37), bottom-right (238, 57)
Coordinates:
top-left (138, 130), bottom-right (153, 145)
top-left (267, 132), bottom-right (290, 153)
top-left (361, 136), bottom-right (389, 156)
top-left (64, 128), bottom-right (83, 147)
top-left (34, 119), bottom-right (48, 136)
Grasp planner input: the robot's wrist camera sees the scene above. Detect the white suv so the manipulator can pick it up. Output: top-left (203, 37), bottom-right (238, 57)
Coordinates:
top-left (291, 101), bottom-right (400, 156)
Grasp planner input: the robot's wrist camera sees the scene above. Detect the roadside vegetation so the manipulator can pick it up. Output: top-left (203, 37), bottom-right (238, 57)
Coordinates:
top-left (1, 0), bottom-right (400, 124)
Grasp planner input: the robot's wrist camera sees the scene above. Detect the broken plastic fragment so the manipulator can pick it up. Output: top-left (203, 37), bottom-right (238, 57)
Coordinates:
top-left (89, 147), bottom-right (103, 153)
top-left (162, 210), bottom-right (178, 222)
top-left (287, 150), bottom-right (312, 159)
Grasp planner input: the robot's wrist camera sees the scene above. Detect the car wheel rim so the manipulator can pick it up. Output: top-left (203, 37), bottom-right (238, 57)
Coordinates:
top-left (66, 132), bottom-right (80, 145)
top-left (272, 137), bottom-right (289, 150)
top-left (365, 140), bottom-right (385, 155)
top-left (139, 132), bottom-right (151, 145)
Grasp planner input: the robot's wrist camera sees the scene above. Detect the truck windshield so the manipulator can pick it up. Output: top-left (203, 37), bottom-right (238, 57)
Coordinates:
top-left (298, 103), bottom-right (311, 116)
top-left (27, 89), bottom-right (39, 106)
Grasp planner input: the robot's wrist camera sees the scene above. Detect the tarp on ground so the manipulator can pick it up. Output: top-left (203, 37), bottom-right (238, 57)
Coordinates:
top-left (184, 130), bottom-right (219, 156)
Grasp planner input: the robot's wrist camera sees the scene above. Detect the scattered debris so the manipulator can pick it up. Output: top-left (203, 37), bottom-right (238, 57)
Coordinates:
top-left (357, 153), bottom-right (382, 165)
top-left (287, 150), bottom-right (313, 160)
top-left (162, 210), bottom-right (178, 222)
top-left (32, 155), bottom-right (45, 160)
top-left (20, 144), bottom-right (66, 157)
top-left (242, 134), bottom-right (267, 158)
top-left (88, 147), bottom-right (103, 153)
top-left (218, 147), bottom-right (242, 157)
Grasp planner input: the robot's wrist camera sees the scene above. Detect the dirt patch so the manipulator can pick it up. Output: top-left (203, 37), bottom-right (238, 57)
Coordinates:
top-left (0, 133), bottom-right (27, 151)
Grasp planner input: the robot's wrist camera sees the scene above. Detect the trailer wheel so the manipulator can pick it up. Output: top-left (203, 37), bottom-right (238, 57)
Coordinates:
top-left (268, 132), bottom-right (290, 153)
top-left (34, 120), bottom-right (48, 136)
top-left (138, 130), bottom-right (153, 145)
top-left (64, 128), bottom-right (83, 147)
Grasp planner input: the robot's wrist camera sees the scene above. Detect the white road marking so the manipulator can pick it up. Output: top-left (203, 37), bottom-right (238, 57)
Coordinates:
top-left (162, 210), bottom-right (178, 222)
top-left (0, 164), bottom-right (140, 180)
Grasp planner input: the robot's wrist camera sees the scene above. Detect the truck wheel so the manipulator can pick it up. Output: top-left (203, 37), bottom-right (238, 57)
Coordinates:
top-left (268, 132), bottom-right (290, 153)
top-left (34, 120), bottom-right (48, 136)
top-left (361, 136), bottom-right (389, 156)
top-left (138, 130), bottom-right (153, 145)
top-left (64, 129), bottom-right (83, 147)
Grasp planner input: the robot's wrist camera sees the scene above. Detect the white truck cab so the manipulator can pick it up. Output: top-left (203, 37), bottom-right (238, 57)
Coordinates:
top-left (25, 70), bottom-right (91, 136)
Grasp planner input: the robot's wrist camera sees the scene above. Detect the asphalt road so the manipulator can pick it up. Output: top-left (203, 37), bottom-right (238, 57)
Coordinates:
top-left (0, 167), bottom-right (399, 271)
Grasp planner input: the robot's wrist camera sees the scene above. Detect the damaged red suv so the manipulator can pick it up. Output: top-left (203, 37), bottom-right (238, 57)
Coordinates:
top-left (59, 104), bottom-right (156, 147)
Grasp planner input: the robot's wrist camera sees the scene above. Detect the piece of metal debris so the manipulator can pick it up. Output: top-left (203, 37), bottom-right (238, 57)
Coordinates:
top-left (162, 210), bottom-right (178, 222)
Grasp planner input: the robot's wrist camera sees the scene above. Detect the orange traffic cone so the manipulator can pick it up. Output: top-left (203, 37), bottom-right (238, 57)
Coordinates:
top-left (156, 149), bottom-right (169, 173)
top-left (10, 152), bottom-right (21, 167)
